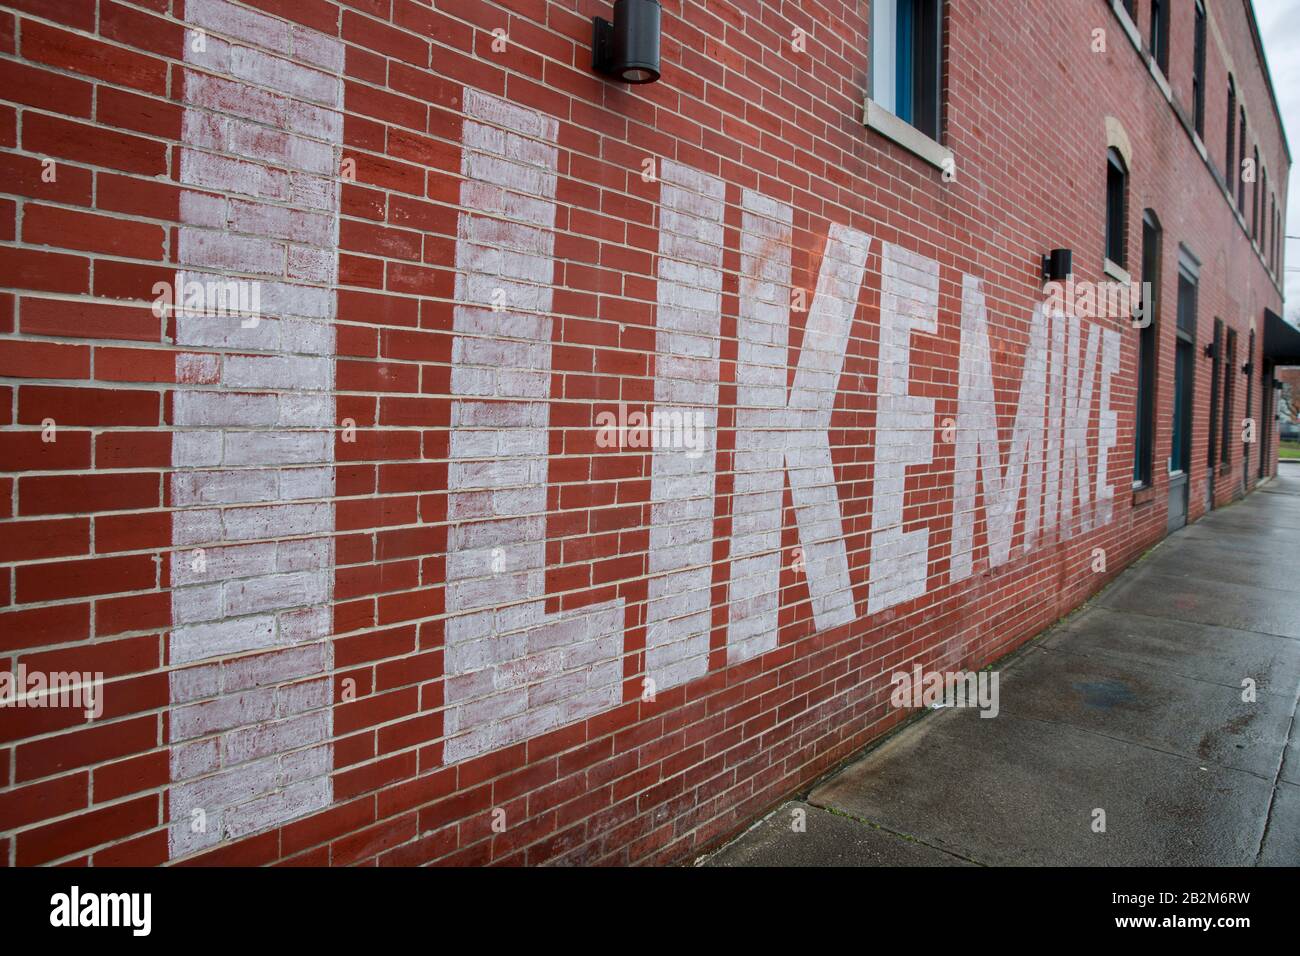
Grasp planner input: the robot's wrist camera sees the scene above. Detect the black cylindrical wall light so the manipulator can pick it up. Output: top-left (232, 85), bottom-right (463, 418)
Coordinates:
top-left (1041, 248), bottom-right (1073, 283)
top-left (592, 0), bottom-right (661, 84)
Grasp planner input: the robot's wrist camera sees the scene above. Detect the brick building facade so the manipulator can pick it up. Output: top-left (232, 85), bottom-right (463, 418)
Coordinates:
top-left (0, 0), bottom-right (1290, 866)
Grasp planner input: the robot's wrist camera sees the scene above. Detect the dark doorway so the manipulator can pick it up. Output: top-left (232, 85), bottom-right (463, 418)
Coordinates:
top-left (1244, 329), bottom-right (1254, 491)
top-left (1133, 211), bottom-right (1161, 487)
top-left (1169, 257), bottom-right (1198, 532)
top-left (1207, 318), bottom-right (1223, 510)
top-left (1223, 327), bottom-right (1237, 497)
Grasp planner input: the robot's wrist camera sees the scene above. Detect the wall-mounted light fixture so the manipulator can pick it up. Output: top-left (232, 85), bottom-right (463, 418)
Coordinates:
top-left (1041, 248), bottom-right (1073, 283)
top-left (1242, 361), bottom-right (1253, 376)
top-left (592, 0), bottom-right (662, 85)
top-left (1203, 341), bottom-right (1218, 359)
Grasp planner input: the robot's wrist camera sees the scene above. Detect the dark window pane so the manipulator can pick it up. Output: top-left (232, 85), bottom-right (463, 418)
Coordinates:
top-left (1193, 3), bottom-right (1206, 135)
top-left (1151, 0), bottom-right (1169, 73)
top-left (1176, 268), bottom-right (1197, 335)
top-left (910, 0), bottom-right (941, 139)
top-left (874, 0), bottom-right (942, 140)
top-left (1226, 79), bottom-right (1236, 193)
top-left (1252, 148), bottom-right (1260, 239)
top-left (1106, 150), bottom-right (1127, 266)
top-left (896, 0), bottom-right (915, 123)
top-left (1238, 112), bottom-right (1247, 212)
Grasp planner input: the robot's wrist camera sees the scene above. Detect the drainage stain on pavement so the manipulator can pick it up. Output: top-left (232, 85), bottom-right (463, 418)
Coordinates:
top-left (1071, 679), bottom-right (1138, 710)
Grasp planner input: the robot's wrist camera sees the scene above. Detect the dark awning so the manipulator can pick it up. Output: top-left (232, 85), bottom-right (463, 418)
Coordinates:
top-left (1263, 308), bottom-right (1300, 366)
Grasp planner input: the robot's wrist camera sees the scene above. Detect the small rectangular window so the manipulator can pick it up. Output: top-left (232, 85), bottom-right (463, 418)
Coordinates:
top-left (1192, 2), bottom-right (1207, 136)
top-left (1261, 169), bottom-right (1268, 251)
top-left (1237, 111), bottom-right (1247, 213)
top-left (872, 0), bottom-right (943, 140)
top-left (1225, 80), bottom-right (1236, 192)
top-left (1105, 150), bottom-right (1128, 267)
top-left (1150, 0), bottom-right (1169, 74)
top-left (1252, 148), bottom-right (1260, 240)
top-left (1176, 256), bottom-right (1198, 334)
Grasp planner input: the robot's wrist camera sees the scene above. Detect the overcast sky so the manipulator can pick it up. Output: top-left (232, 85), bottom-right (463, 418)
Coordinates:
top-left (1253, 0), bottom-right (1299, 318)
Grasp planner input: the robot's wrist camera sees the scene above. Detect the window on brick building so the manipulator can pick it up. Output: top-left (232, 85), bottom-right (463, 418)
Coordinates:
top-left (1106, 148), bottom-right (1128, 268)
top-left (1122, 0), bottom-right (1136, 17)
top-left (1135, 211), bottom-right (1161, 486)
top-left (1237, 110), bottom-right (1247, 213)
top-left (1252, 148), bottom-right (1261, 241)
top-left (871, 0), bottom-right (943, 140)
top-left (1273, 199), bottom-right (1279, 272)
top-left (1192, 1), bottom-right (1207, 137)
top-left (1150, 0), bottom-right (1169, 74)
top-left (1225, 77), bottom-right (1236, 193)
top-left (1261, 168), bottom-right (1269, 251)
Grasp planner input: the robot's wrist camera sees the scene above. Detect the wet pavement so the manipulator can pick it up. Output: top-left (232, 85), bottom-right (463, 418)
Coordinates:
top-left (703, 468), bottom-right (1300, 867)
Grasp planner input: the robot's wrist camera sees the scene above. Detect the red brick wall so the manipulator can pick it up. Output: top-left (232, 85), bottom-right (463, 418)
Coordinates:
top-left (0, 0), bottom-right (1288, 866)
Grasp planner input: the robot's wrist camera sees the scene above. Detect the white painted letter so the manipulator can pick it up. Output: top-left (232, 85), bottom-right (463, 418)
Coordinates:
top-left (868, 244), bottom-right (937, 613)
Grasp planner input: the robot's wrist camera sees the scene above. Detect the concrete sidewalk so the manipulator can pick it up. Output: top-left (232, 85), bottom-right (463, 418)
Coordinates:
top-left (704, 469), bottom-right (1300, 867)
